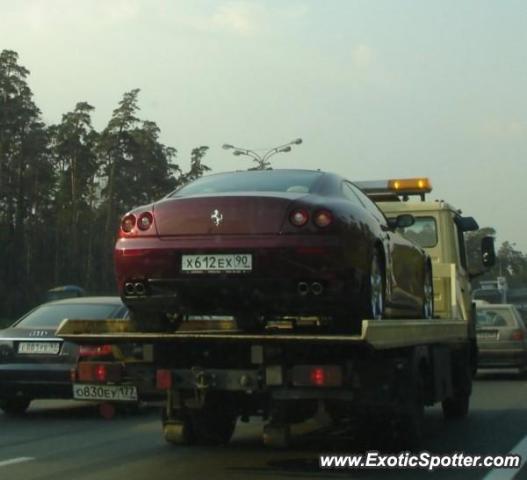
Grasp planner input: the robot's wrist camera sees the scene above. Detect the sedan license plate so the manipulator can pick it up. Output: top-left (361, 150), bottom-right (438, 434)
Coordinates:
top-left (477, 331), bottom-right (498, 340)
top-left (73, 383), bottom-right (138, 402)
top-left (18, 342), bottom-right (61, 355)
top-left (181, 254), bottom-right (252, 273)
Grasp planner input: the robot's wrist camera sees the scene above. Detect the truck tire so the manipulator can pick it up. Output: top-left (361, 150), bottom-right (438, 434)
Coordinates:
top-left (395, 374), bottom-right (425, 449)
top-left (0, 398), bottom-right (31, 416)
top-left (185, 408), bottom-right (237, 445)
top-left (443, 353), bottom-right (471, 420)
top-left (442, 394), bottom-right (469, 419)
top-left (163, 398), bottom-right (237, 446)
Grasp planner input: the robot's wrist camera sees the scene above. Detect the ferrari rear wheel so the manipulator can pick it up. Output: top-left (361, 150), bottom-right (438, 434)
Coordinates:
top-left (365, 249), bottom-right (385, 320)
top-left (422, 264), bottom-right (434, 319)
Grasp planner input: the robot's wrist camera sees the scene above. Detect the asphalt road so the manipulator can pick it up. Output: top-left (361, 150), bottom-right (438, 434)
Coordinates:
top-left (1, 374), bottom-right (527, 480)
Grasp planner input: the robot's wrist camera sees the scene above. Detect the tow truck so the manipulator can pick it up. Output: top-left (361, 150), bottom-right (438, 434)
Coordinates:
top-left (57, 178), bottom-right (495, 448)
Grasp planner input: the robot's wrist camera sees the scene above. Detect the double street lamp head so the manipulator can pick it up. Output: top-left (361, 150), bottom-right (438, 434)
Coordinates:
top-left (222, 138), bottom-right (303, 169)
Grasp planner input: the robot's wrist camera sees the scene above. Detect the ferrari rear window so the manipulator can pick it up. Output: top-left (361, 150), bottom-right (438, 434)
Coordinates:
top-left (172, 170), bottom-right (322, 196)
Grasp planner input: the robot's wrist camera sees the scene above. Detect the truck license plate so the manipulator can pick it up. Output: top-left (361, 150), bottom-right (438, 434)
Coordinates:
top-left (73, 384), bottom-right (138, 402)
top-left (181, 254), bottom-right (252, 273)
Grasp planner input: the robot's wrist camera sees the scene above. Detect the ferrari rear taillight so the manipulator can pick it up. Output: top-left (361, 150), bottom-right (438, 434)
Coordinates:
top-left (313, 209), bottom-right (333, 228)
top-left (121, 214), bottom-right (136, 233)
top-left (137, 212), bottom-right (154, 231)
top-left (119, 210), bottom-right (155, 237)
top-left (290, 209), bottom-right (309, 227)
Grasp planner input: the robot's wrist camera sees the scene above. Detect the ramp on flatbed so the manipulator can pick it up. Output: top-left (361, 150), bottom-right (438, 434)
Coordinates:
top-left (56, 318), bottom-right (468, 350)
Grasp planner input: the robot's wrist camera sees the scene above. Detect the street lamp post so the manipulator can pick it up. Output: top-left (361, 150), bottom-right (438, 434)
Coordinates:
top-left (222, 138), bottom-right (303, 170)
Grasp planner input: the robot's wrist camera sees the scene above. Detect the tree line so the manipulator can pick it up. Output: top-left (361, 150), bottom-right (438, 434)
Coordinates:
top-left (0, 50), bottom-right (209, 319)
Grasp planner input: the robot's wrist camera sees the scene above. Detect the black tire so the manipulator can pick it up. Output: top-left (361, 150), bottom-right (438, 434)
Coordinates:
top-left (422, 263), bottom-right (434, 319)
top-left (363, 248), bottom-right (386, 320)
top-left (442, 394), bottom-right (469, 420)
top-left (185, 408), bottom-right (237, 445)
top-left (394, 374), bottom-right (425, 450)
top-left (443, 352), bottom-right (472, 420)
top-left (162, 397), bottom-right (237, 446)
top-left (0, 398), bottom-right (31, 416)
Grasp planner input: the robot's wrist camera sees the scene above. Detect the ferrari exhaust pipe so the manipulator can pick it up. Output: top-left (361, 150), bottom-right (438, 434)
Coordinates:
top-left (297, 282), bottom-right (309, 296)
top-left (134, 282), bottom-right (146, 296)
top-left (311, 282), bottom-right (324, 296)
top-left (124, 282), bottom-right (135, 296)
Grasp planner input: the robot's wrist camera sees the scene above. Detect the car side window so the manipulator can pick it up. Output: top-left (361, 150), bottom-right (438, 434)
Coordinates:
top-left (348, 182), bottom-right (387, 226)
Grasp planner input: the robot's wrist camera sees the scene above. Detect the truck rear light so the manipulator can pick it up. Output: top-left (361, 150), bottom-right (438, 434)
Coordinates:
top-left (156, 369), bottom-right (173, 390)
top-left (79, 344), bottom-right (114, 358)
top-left (512, 329), bottom-right (525, 341)
top-left (77, 362), bottom-right (122, 383)
top-left (310, 367), bottom-right (326, 386)
top-left (95, 364), bottom-right (107, 382)
top-left (291, 365), bottom-right (343, 387)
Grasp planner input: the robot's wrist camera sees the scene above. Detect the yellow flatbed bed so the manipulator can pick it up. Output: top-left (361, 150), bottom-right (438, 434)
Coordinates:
top-left (56, 318), bottom-right (468, 350)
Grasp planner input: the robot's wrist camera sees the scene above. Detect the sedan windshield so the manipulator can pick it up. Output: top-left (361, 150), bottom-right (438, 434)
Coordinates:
top-left (172, 170), bottom-right (322, 196)
top-left (15, 304), bottom-right (122, 329)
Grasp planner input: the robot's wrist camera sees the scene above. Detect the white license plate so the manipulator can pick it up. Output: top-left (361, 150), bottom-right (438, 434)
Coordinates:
top-left (18, 342), bottom-right (61, 355)
top-left (181, 254), bottom-right (252, 273)
top-left (73, 383), bottom-right (138, 402)
top-left (477, 332), bottom-right (498, 340)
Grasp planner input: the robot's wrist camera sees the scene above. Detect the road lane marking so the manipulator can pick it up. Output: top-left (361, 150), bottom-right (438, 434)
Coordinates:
top-left (0, 457), bottom-right (35, 468)
top-left (483, 435), bottom-right (527, 480)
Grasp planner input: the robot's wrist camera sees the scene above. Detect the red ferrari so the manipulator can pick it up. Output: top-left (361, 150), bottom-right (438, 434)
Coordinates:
top-left (114, 169), bottom-right (433, 332)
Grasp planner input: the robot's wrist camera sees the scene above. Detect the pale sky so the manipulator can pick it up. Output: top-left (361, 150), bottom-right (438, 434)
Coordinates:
top-left (2, 0), bottom-right (526, 250)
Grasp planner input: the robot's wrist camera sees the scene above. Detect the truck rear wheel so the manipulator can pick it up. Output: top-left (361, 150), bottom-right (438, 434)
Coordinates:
top-left (442, 393), bottom-right (469, 419)
top-left (443, 353), bottom-right (471, 419)
top-left (185, 408), bottom-right (237, 445)
top-left (394, 375), bottom-right (425, 449)
top-left (162, 397), bottom-right (237, 446)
